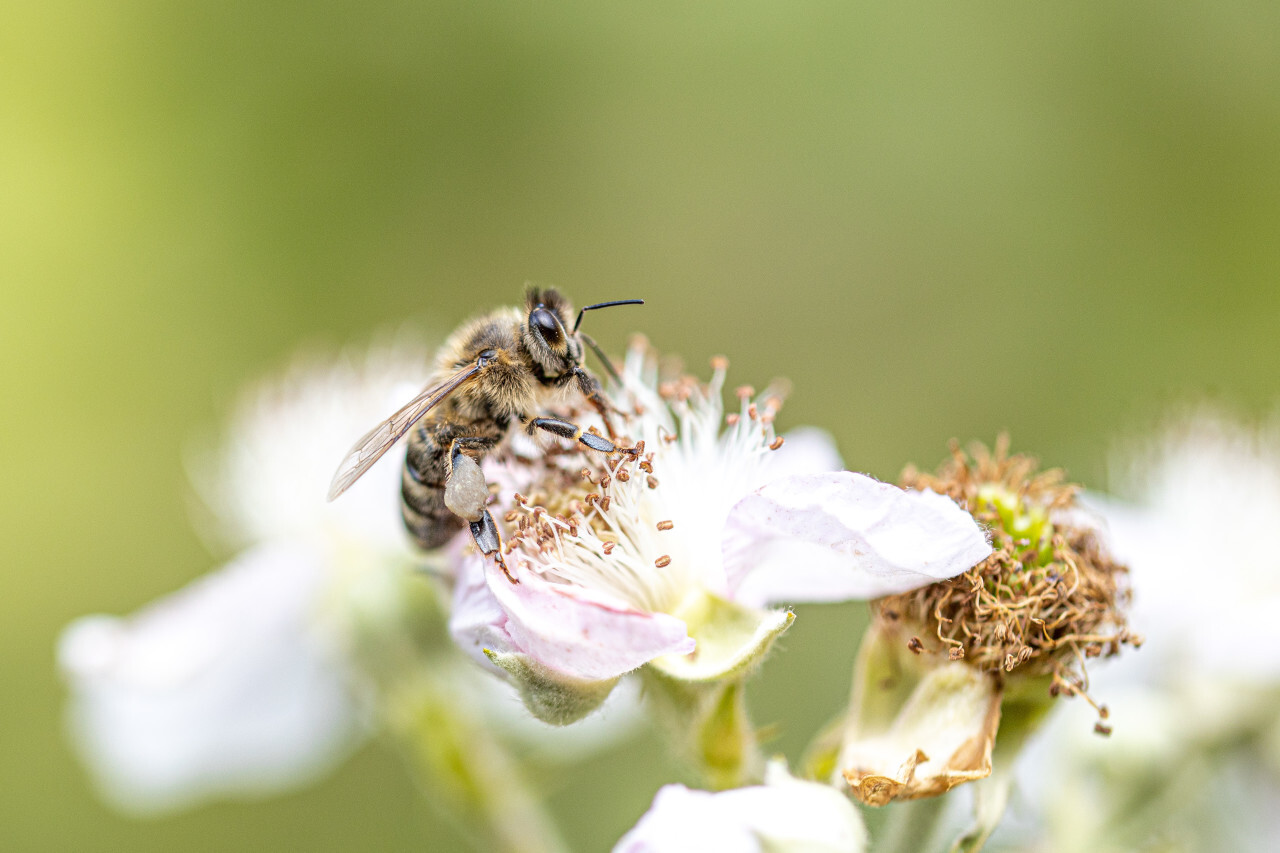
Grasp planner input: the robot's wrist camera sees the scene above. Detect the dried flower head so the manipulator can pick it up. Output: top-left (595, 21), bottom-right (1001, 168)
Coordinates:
top-left (885, 435), bottom-right (1140, 706)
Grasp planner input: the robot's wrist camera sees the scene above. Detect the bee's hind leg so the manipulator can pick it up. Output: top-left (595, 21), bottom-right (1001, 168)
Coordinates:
top-left (469, 509), bottom-right (516, 584)
top-left (445, 438), bottom-right (517, 584)
top-left (528, 416), bottom-right (640, 455)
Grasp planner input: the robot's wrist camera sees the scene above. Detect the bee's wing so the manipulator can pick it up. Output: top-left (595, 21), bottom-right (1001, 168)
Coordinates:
top-left (326, 361), bottom-right (481, 501)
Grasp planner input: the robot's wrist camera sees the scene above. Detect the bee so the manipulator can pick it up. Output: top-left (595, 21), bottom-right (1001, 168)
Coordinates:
top-left (327, 288), bottom-right (642, 582)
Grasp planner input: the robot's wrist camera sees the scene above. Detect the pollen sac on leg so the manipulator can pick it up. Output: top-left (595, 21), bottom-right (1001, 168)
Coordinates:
top-left (445, 452), bottom-right (489, 523)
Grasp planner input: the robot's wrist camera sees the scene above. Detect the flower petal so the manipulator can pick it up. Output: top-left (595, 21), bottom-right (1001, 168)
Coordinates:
top-left (614, 762), bottom-right (866, 853)
top-left (57, 544), bottom-right (363, 815)
top-left (482, 561), bottom-right (695, 681)
top-left (722, 471), bottom-right (992, 606)
top-left (838, 620), bottom-right (1000, 806)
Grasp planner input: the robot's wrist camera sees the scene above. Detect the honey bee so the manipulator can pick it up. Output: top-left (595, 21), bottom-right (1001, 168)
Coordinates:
top-left (327, 288), bottom-right (642, 582)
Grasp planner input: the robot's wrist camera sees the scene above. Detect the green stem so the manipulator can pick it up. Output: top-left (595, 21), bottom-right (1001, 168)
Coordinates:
top-left (641, 669), bottom-right (763, 790)
top-left (874, 796), bottom-right (948, 853)
top-left (388, 676), bottom-right (568, 853)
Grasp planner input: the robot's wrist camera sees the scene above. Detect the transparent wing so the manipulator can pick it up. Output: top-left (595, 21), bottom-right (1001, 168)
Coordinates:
top-left (326, 361), bottom-right (480, 501)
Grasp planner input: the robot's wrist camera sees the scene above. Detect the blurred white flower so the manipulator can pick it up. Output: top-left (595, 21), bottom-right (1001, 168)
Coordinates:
top-left (57, 341), bottom-right (431, 814)
top-left (613, 761), bottom-right (867, 853)
top-left (997, 405), bottom-right (1280, 852)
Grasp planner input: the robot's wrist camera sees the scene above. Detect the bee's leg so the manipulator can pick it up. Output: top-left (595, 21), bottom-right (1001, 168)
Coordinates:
top-left (527, 416), bottom-right (640, 455)
top-left (470, 509), bottom-right (515, 584)
top-left (573, 367), bottom-right (622, 440)
top-left (444, 437), bottom-right (516, 584)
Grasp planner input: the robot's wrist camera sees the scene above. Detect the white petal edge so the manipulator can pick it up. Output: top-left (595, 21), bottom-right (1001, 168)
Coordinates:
top-left (57, 544), bottom-right (364, 815)
top-left (614, 762), bottom-right (866, 853)
top-left (722, 471), bottom-right (992, 606)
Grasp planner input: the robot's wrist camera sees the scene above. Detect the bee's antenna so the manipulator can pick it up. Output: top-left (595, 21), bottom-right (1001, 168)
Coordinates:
top-left (578, 332), bottom-right (624, 387)
top-left (573, 299), bottom-right (644, 333)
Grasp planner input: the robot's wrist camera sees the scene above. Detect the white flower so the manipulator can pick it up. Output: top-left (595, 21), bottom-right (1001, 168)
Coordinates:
top-left (998, 405), bottom-right (1280, 851)
top-left (450, 345), bottom-right (991, 720)
top-left (57, 341), bottom-right (431, 814)
top-left (613, 762), bottom-right (866, 853)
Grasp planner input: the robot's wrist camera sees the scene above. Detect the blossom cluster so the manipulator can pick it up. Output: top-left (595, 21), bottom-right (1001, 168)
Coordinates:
top-left (56, 334), bottom-right (1161, 852)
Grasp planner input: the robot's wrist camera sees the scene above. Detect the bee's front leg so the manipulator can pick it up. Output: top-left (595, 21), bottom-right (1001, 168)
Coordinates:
top-left (527, 416), bottom-right (640, 455)
top-left (445, 439), bottom-right (516, 584)
top-left (573, 367), bottom-right (622, 440)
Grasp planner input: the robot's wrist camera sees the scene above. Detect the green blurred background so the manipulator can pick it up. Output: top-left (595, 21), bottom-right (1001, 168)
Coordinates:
top-left (5, 2), bottom-right (1280, 850)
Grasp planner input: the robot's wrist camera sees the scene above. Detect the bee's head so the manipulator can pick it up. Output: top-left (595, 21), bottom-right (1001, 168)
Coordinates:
top-left (523, 287), bottom-right (582, 378)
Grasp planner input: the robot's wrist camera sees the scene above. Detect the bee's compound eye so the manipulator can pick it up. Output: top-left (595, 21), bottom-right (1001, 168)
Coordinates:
top-left (530, 306), bottom-right (565, 347)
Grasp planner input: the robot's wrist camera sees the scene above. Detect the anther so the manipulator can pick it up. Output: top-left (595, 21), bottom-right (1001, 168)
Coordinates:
top-left (735, 385), bottom-right (754, 399)
top-left (710, 355), bottom-right (729, 371)
top-left (639, 460), bottom-right (653, 473)
top-left (725, 413), bottom-right (740, 426)
top-left (655, 555), bottom-right (671, 568)
top-left (656, 520), bottom-right (674, 531)
top-left (1094, 723), bottom-right (1113, 736)
top-left (632, 440), bottom-right (645, 454)
top-left (505, 511), bottom-right (519, 522)
top-left (599, 496), bottom-right (612, 512)
top-left (907, 637), bottom-right (924, 655)
top-left (616, 469), bottom-right (631, 482)
top-left (513, 492), bottom-right (527, 505)
top-left (769, 436), bottom-right (785, 450)
top-left (602, 541), bottom-right (616, 555)
top-left (748, 403), bottom-right (758, 420)
top-left (646, 475), bottom-right (659, 489)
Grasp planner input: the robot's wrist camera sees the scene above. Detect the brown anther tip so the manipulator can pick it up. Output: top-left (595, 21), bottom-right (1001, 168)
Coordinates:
top-left (639, 460), bottom-right (653, 473)
top-left (632, 440), bottom-right (645, 454)
top-left (735, 385), bottom-right (755, 399)
top-left (1098, 705), bottom-right (1110, 720)
top-left (646, 475), bottom-right (659, 489)
top-left (656, 520), bottom-right (674, 531)
top-left (513, 492), bottom-right (527, 504)
top-left (580, 468), bottom-right (594, 482)
top-left (600, 496), bottom-right (612, 512)
top-left (504, 511), bottom-right (519, 522)
top-left (725, 413), bottom-right (740, 426)
top-left (600, 474), bottom-right (612, 489)
top-left (907, 637), bottom-right (925, 655)
top-left (769, 436), bottom-right (785, 450)
top-left (616, 469), bottom-right (631, 482)
top-left (710, 355), bottom-right (729, 371)
top-left (602, 541), bottom-right (616, 555)
top-left (655, 555), bottom-right (672, 568)
top-left (1094, 722), bottom-right (1113, 737)
top-left (948, 647), bottom-right (964, 660)
top-left (663, 434), bottom-right (677, 444)
top-left (585, 493), bottom-right (600, 504)
top-left (747, 403), bottom-right (759, 420)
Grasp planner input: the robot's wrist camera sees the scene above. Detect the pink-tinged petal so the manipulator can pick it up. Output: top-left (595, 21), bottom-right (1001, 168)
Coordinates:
top-left (56, 544), bottom-right (363, 815)
top-left (486, 565), bottom-right (695, 682)
top-left (722, 472), bottom-right (992, 606)
top-left (449, 554), bottom-right (519, 669)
